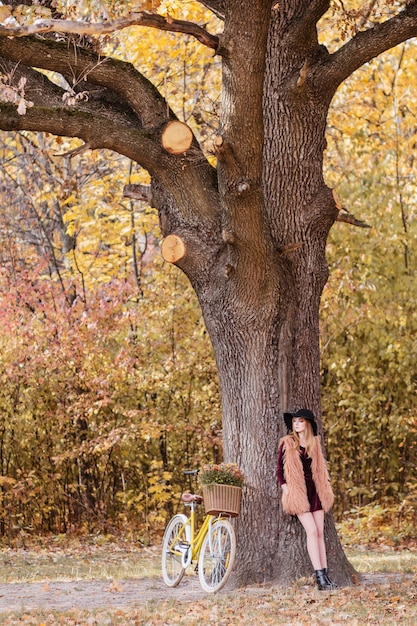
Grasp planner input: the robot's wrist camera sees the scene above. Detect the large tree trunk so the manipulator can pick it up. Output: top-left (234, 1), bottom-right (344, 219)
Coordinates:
top-left (171, 3), bottom-right (355, 586)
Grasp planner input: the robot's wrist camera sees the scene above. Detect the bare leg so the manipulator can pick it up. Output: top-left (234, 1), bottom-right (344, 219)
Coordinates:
top-left (312, 509), bottom-right (326, 569)
top-left (297, 511), bottom-right (325, 570)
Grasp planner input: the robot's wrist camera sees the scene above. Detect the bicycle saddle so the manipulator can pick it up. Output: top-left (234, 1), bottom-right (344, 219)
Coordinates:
top-left (181, 492), bottom-right (203, 504)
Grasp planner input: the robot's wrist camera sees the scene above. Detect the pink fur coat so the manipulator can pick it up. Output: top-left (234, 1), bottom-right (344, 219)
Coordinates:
top-left (279, 435), bottom-right (334, 515)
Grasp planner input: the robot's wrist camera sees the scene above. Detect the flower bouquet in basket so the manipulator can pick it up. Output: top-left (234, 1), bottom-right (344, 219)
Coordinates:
top-left (199, 463), bottom-right (244, 517)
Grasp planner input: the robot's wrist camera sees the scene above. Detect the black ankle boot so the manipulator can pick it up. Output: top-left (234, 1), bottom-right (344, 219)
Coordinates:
top-left (323, 568), bottom-right (338, 589)
top-left (315, 569), bottom-right (332, 590)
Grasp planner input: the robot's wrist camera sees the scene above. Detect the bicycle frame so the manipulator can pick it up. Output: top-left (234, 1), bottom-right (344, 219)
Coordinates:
top-left (170, 500), bottom-right (216, 567)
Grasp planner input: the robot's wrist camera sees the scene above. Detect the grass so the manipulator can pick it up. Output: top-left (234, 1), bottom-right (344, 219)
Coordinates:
top-left (346, 546), bottom-right (417, 574)
top-left (1, 542), bottom-right (416, 583)
top-left (0, 539), bottom-right (160, 583)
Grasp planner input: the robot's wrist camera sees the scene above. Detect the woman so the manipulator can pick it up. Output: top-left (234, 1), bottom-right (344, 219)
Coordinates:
top-left (276, 408), bottom-right (337, 591)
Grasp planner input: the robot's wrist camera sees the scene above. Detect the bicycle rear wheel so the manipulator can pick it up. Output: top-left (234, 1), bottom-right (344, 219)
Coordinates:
top-left (198, 518), bottom-right (236, 593)
top-left (161, 513), bottom-right (188, 587)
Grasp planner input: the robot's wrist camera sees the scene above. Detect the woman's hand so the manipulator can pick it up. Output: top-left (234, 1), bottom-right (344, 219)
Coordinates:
top-left (281, 483), bottom-right (289, 495)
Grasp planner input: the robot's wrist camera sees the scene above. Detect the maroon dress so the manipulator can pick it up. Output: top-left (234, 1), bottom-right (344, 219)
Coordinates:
top-left (277, 442), bottom-right (322, 513)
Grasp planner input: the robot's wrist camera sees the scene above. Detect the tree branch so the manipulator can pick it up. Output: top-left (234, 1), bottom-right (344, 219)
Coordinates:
top-left (0, 35), bottom-right (220, 229)
top-left (283, 0), bottom-right (330, 50)
top-left (322, 1), bottom-right (417, 89)
top-left (299, 0), bottom-right (331, 28)
top-left (0, 11), bottom-right (220, 51)
top-left (0, 94), bottom-right (219, 227)
top-left (123, 184), bottom-right (152, 203)
top-left (336, 210), bottom-right (371, 228)
top-left (0, 7), bottom-right (221, 236)
top-left (0, 36), bottom-right (170, 129)
top-left (332, 190), bottom-right (371, 228)
top-left (198, 0), bottom-right (225, 20)
top-left (0, 79), bottom-right (160, 170)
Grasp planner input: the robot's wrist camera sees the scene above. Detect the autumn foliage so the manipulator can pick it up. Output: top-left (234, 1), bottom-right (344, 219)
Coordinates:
top-left (0, 135), bottom-right (416, 541)
top-left (0, 193), bottom-right (222, 539)
top-left (0, 0), bottom-right (415, 545)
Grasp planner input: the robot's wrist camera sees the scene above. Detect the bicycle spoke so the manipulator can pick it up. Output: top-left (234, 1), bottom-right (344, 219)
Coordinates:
top-left (161, 514), bottom-right (188, 587)
top-left (198, 519), bottom-right (236, 593)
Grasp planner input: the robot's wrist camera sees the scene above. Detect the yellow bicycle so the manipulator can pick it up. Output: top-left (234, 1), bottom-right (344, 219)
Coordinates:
top-left (161, 470), bottom-right (236, 593)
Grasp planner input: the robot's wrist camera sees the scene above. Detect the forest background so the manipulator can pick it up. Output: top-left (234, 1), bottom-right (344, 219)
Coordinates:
top-left (0, 1), bottom-right (415, 547)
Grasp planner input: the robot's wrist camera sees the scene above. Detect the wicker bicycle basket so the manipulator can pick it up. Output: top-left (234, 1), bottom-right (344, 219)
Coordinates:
top-left (202, 484), bottom-right (242, 517)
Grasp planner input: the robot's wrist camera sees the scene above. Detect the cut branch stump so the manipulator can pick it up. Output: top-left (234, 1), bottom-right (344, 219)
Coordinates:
top-left (161, 121), bottom-right (193, 155)
top-left (161, 234), bottom-right (186, 263)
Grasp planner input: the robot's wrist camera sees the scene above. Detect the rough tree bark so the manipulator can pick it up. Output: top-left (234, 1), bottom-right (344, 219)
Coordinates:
top-left (0, 0), bottom-right (417, 586)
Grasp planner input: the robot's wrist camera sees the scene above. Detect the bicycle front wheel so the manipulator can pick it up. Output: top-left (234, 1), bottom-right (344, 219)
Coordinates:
top-left (198, 518), bottom-right (236, 593)
top-left (161, 513), bottom-right (188, 587)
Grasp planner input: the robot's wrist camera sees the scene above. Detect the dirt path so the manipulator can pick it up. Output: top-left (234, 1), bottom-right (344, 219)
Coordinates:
top-left (0, 572), bottom-right (409, 613)
top-left (0, 576), bottom-right (208, 613)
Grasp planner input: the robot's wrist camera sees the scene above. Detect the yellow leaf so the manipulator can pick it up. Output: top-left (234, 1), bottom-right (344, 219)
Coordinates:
top-left (109, 580), bottom-right (123, 593)
top-left (0, 5), bottom-right (12, 23)
top-left (62, 194), bottom-right (77, 206)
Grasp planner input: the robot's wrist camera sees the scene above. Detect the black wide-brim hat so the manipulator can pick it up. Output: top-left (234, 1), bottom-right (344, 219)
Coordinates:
top-left (283, 408), bottom-right (318, 436)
